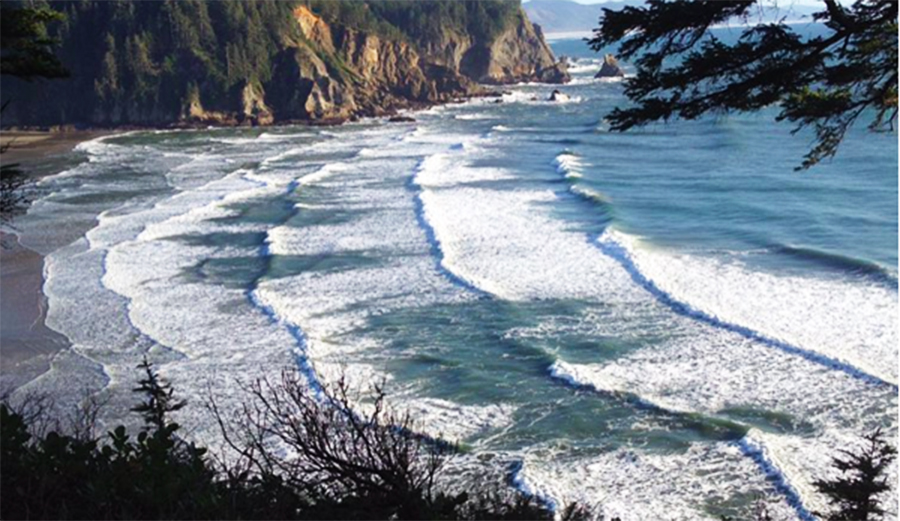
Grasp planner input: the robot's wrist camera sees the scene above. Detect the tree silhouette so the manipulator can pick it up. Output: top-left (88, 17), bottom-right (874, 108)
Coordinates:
top-left (813, 428), bottom-right (897, 521)
top-left (132, 357), bottom-right (187, 435)
top-left (590, 0), bottom-right (897, 169)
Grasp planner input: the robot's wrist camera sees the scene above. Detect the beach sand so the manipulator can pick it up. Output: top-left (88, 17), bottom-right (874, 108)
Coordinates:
top-left (0, 233), bottom-right (70, 391)
top-left (0, 129), bottom-right (105, 390)
top-left (1, 129), bottom-right (103, 167)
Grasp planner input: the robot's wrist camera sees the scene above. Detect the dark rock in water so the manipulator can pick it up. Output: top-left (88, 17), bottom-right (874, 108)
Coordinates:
top-left (595, 54), bottom-right (625, 78)
top-left (388, 115), bottom-right (416, 123)
top-left (548, 89), bottom-right (570, 102)
top-left (536, 60), bottom-right (570, 84)
top-left (492, 99), bottom-right (504, 104)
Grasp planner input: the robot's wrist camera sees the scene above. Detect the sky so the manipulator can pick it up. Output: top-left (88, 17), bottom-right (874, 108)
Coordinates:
top-left (522, 0), bottom-right (834, 6)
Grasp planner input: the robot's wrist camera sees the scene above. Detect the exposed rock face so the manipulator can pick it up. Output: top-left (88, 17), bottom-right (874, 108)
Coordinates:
top-left (274, 5), bottom-right (569, 121)
top-left (457, 15), bottom-right (568, 84)
top-left (2, 2), bottom-right (570, 128)
top-left (595, 54), bottom-right (625, 78)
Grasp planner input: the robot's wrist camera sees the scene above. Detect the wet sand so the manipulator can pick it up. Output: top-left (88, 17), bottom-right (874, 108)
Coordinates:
top-left (0, 130), bottom-right (105, 390)
top-left (0, 130), bottom-right (104, 167)
top-left (0, 233), bottom-right (70, 391)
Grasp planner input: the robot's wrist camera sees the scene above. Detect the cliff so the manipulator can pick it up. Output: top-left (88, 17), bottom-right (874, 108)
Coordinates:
top-left (1, 0), bottom-right (569, 127)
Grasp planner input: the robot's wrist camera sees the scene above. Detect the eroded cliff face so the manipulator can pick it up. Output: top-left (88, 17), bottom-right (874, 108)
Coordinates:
top-left (436, 11), bottom-right (567, 85)
top-left (2, 2), bottom-right (569, 127)
top-left (261, 6), bottom-right (488, 123)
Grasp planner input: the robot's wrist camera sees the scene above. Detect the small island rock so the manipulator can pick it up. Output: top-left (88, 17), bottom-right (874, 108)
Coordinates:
top-left (595, 54), bottom-right (625, 78)
top-left (548, 89), bottom-right (570, 102)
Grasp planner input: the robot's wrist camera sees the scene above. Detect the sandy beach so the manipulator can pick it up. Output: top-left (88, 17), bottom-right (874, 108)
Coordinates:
top-left (0, 129), bottom-right (105, 391)
top-left (0, 129), bottom-right (104, 167)
top-left (0, 232), bottom-right (70, 391)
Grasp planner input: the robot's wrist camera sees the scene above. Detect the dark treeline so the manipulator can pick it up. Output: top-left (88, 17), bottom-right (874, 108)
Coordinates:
top-left (0, 360), bottom-right (590, 521)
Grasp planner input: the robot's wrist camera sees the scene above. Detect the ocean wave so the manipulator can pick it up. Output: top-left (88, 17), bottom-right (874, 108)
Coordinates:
top-left (501, 91), bottom-right (584, 105)
top-left (566, 58), bottom-right (603, 74)
top-left (545, 356), bottom-right (894, 520)
top-left (454, 113), bottom-right (496, 121)
top-left (553, 151), bottom-right (584, 179)
top-left (595, 228), bottom-right (898, 387)
top-left (511, 437), bottom-right (802, 521)
top-left (568, 185), bottom-right (613, 208)
top-left (770, 243), bottom-right (898, 285)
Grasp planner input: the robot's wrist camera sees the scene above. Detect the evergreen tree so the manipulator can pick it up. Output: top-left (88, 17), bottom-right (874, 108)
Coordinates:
top-left (0, 4), bottom-right (68, 80)
top-left (813, 428), bottom-right (897, 521)
top-left (0, 3), bottom-right (69, 223)
top-left (590, 0), bottom-right (898, 169)
top-left (131, 357), bottom-right (187, 434)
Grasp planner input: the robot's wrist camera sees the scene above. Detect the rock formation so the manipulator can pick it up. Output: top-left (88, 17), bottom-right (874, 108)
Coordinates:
top-left (595, 54), bottom-right (625, 78)
top-left (548, 89), bottom-right (570, 102)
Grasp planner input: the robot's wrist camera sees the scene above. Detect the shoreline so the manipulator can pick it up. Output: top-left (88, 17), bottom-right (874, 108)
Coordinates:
top-left (0, 129), bottom-right (109, 168)
top-left (0, 85), bottom-right (519, 392)
top-left (0, 90), bottom-right (483, 391)
top-left (0, 88), bottom-right (513, 142)
top-left (0, 231), bottom-right (70, 392)
top-left (0, 129), bottom-right (106, 391)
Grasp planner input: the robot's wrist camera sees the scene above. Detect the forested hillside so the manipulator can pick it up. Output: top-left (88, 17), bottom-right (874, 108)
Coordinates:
top-left (2, 0), bottom-right (569, 127)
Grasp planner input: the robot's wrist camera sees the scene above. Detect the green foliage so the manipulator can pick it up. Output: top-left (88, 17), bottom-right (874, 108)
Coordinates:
top-left (3, 0), bottom-right (301, 125)
top-left (363, 0), bottom-right (521, 43)
top-left (0, 161), bottom-right (32, 224)
top-left (0, 3), bottom-right (70, 223)
top-left (0, 3), bottom-right (69, 80)
top-left (590, 0), bottom-right (898, 169)
top-left (131, 357), bottom-right (186, 432)
top-left (813, 428), bottom-right (897, 521)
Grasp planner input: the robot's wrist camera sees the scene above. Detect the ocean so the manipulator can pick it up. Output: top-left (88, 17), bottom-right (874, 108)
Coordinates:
top-left (8, 35), bottom-right (897, 520)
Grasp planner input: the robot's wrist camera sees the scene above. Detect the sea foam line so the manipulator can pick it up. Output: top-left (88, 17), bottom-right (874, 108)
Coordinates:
top-left (546, 360), bottom-right (816, 520)
top-left (593, 230), bottom-right (896, 389)
top-left (409, 154), bottom-right (492, 298)
top-left (739, 433), bottom-right (816, 521)
top-left (245, 168), bottom-right (325, 397)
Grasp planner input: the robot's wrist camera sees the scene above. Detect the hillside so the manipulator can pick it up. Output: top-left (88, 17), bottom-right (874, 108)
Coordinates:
top-left (1, 0), bottom-right (569, 127)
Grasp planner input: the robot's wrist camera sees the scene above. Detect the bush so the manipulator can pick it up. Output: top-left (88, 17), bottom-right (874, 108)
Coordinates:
top-left (0, 360), bottom-right (581, 520)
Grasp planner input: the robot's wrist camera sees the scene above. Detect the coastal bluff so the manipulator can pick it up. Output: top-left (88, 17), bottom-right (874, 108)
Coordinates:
top-left (2, 0), bottom-right (569, 127)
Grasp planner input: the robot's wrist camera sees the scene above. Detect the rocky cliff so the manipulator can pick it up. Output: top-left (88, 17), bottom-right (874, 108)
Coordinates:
top-left (2, 0), bottom-right (569, 127)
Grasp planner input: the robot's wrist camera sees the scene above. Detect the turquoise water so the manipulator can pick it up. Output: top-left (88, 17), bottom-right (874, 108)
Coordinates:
top-left (10, 36), bottom-right (897, 521)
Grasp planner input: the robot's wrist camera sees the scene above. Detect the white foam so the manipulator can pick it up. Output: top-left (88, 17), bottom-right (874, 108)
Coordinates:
top-left (545, 329), bottom-right (898, 516)
top-left (502, 90), bottom-right (584, 105)
top-left (566, 58), bottom-right (603, 74)
top-left (597, 228), bottom-right (899, 385)
top-left (413, 152), bottom-right (513, 188)
top-left (514, 441), bottom-right (797, 521)
top-left (454, 113), bottom-right (496, 121)
top-left (554, 151), bottom-right (584, 179)
top-left (417, 183), bottom-right (646, 301)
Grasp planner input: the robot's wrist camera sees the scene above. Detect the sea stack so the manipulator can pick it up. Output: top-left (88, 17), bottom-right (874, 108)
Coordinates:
top-left (549, 89), bottom-right (570, 102)
top-left (595, 54), bottom-right (625, 78)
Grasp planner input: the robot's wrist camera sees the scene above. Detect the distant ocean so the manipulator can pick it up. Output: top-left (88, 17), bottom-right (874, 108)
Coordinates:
top-left (11, 32), bottom-right (897, 520)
